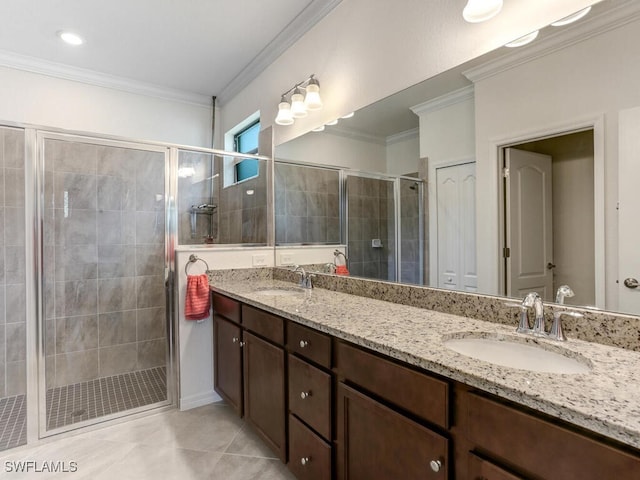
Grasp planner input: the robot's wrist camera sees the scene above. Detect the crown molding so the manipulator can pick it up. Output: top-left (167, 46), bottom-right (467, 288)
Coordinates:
top-left (464, 0), bottom-right (640, 83)
top-left (386, 128), bottom-right (419, 146)
top-left (0, 49), bottom-right (213, 107)
top-left (410, 86), bottom-right (474, 116)
top-left (217, 0), bottom-right (343, 105)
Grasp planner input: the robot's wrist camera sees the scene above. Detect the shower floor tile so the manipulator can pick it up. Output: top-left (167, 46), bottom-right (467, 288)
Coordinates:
top-left (46, 366), bottom-right (167, 431)
top-left (0, 394), bottom-right (27, 452)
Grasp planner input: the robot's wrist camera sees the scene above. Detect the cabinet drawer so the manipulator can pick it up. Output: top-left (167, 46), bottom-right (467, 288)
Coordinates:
top-left (289, 354), bottom-right (332, 440)
top-left (288, 414), bottom-right (332, 480)
top-left (337, 382), bottom-right (448, 479)
top-left (336, 341), bottom-right (449, 429)
top-left (288, 322), bottom-right (331, 368)
top-left (212, 293), bottom-right (241, 323)
top-left (242, 305), bottom-right (284, 345)
top-left (466, 392), bottom-right (640, 480)
top-left (468, 453), bottom-right (524, 480)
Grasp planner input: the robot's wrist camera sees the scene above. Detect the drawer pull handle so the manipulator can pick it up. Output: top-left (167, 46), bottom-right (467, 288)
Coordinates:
top-left (429, 459), bottom-right (442, 473)
top-left (301, 456), bottom-right (311, 466)
top-left (300, 391), bottom-right (312, 399)
top-left (299, 340), bottom-right (309, 348)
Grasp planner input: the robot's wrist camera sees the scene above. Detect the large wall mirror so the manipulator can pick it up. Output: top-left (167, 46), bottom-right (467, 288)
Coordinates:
top-left (274, 0), bottom-right (640, 317)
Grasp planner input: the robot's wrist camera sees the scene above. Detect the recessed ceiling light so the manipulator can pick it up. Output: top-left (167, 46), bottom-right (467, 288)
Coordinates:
top-left (505, 30), bottom-right (539, 48)
top-left (58, 31), bottom-right (84, 46)
top-left (551, 6), bottom-right (592, 27)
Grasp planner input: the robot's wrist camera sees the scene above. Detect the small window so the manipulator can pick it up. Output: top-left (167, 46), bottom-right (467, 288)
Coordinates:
top-left (233, 120), bottom-right (260, 182)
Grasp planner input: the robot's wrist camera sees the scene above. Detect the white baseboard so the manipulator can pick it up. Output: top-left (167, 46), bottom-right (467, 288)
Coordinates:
top-left (179, 390), bottom-right (223, 411)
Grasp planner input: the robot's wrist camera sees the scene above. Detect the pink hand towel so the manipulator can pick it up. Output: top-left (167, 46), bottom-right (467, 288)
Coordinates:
top-left (185, 274), bottom-right (211, 320)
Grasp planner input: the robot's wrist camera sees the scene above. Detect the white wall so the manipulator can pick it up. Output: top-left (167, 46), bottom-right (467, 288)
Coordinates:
top-left (276, 130), bottom-right (386, 172)
top-left (473, 15), bottom-right (640, 309)
top-left (386, 132), bottom-right (420, 176)
top-left (0, 66), bottom-right (213, 146)
top-left (220, 0), bottom-right (596, 147)
top-left (176, 247), bottom-right (274, 410)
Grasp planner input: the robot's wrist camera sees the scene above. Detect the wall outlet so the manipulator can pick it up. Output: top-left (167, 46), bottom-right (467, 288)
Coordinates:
top-left (252, 254), bottom-right (267, 267)
top-left (280, 253), bottom-right (295, 266)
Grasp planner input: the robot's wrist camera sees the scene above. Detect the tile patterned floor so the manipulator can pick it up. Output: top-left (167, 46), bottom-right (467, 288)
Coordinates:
top-left (46, 366), bottom-right (167, 431)
top-left (0, 395), bottom-right (27, 451)
top-left (0, 402), bottom-right (296, 480)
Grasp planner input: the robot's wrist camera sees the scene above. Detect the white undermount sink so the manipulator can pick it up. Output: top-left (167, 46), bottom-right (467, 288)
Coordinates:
top-left (255, 287), bottom-right (305, 296)
top-left (443, 334), bottom-right (592, 374)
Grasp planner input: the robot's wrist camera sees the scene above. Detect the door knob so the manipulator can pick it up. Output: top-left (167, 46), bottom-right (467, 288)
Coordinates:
top-left (624, 278), bottom-right (639, 289)
top-left (547, 262), bottom-right (556, 270)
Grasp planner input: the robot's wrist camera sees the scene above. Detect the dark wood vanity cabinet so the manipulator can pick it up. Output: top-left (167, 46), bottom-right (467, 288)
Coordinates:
top-left (212, 294), bottom-right (287, 462)
top-left (286, 322), bottom-right (333, 480)
top-left (335, 341), bottom-right (450, 479)
top-left (212, 295), bottom-right (640, 480)
top-left (458, 390), bottom-right (640, 480)
top-left (212, 293), bottom-right (243, 417)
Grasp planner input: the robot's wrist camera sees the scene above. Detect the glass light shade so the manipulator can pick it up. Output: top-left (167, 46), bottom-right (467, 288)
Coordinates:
top-left (275, 101), bottom-right (294, 125)
top-left (58, 30), bottom-right (84, 45)
top-left (304, 82), bottom-right (322, 111)
top-left (325, 119), bottom-right (338, 126)
top-left (290, 90), bottom-right (308, 118)
top-left (312, 125), bottom-right (325, 132)
top-left (551, 6), bottom-right (591, 27)
top-left (463, 0), bottom-right (503, 23)
top-left (505, 30), bottom-right (539, 48)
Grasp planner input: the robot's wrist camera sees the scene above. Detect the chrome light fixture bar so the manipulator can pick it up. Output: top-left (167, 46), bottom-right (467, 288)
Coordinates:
top-left (275, 75), bottom-right (323, 126)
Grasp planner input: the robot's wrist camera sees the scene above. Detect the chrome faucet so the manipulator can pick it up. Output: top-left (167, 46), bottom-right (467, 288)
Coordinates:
top-left (518, 292), bottom-right (545, 336)
top-left (517, 292), bottom-right (540, 333)
top-left (292, 265), bottom-right (314, 289)
top-left (549, 285), bottom-right (575, 341)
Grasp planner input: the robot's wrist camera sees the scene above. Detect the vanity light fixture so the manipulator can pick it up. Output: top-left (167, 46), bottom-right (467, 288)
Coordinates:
top-left (505, 30), bottom-right (539, 48)
top-left (312, 125), bottom-right (325, 132)
top-left (551, 6), bottom-right (591, 26)
top-left (341, 112), bottom-right (355, 119)
top-left (58, 30), bottom-right (84, 46)
top-left (462, 0), bottom-right (503, 23)
top-left (325, 119), bottom-right (339, 126)
top-left (275, 74), bottom-right (323, 126)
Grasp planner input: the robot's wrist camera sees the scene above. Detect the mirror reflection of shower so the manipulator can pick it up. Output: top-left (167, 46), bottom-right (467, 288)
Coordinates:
top-left (190, 203), bottom-right (217, 243)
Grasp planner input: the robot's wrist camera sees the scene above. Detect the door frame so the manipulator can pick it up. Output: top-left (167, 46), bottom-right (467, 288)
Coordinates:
top-left (494, 116), bottom-right (605, 308)
top-left (30, 130), bottom-right (176, 440)
top-left (428, 156), bottom-right (475, 288)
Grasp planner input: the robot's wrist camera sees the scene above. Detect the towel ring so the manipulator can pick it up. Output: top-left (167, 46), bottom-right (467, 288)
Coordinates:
top-left (185, 254), bottom-right (210, 275)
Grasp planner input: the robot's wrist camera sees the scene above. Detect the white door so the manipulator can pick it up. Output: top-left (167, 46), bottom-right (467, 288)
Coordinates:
top-left (618, 107), bottom-right (640, 314)
top-left (505, 148), bottom-right (553, 300)
top-left (436, 162), bottom-right (477, 291)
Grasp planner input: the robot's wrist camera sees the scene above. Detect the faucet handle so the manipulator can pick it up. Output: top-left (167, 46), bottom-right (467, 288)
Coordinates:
top-left (549, 309), bottom-right (583, 341)
top-left (504, 301), bottom-right (533, 333)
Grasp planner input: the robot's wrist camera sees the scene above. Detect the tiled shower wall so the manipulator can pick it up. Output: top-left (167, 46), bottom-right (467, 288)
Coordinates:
top-left (275, 162), bottom-right (340, 244)
top-left (0, 127), bottom-right (26, 397)
top-left (347, 176), bottom-right (395, 280)
top-left (217, 158), bottom-right (268, 245)
top-left (43, 139), bottom-right (167, 389)
top-left (177, 152), bottom-right (216, 245)
top-left (399, 178), bottom-right (423, 285)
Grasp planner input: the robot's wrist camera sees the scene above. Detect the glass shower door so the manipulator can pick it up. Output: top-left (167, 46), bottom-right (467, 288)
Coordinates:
top-left (0, 126), bottom-right (27, 451)
top-left (39, 134), bottom-right (172, 434)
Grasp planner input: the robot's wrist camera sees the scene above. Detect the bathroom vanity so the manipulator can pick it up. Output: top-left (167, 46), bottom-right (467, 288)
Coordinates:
top-left (210, 273), bottom-right (640, 479)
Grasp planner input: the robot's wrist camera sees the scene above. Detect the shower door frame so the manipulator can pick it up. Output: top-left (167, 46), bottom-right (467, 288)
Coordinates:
top-left (344, 170), bottom-right (425, 283)
top-left (30, 130), bottom-right (177, 440)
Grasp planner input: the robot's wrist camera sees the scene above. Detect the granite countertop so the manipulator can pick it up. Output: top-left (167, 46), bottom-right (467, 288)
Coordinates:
top-left (209, 277), bottom-right (640, 450)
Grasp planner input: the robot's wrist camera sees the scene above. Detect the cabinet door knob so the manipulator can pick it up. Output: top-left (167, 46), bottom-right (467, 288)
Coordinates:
top-left (300, 456), bottom-right (311, 466)
top-left (239, 341), bottom-right (245, 347)
top-left (429, 459), bottom-right (442, 473)
top-left (300, 391), bottom-right (312, 399)
top-left (299, 340), bottom-right (309, 348)
top-left (232, 337), bottom-right (239, 343)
